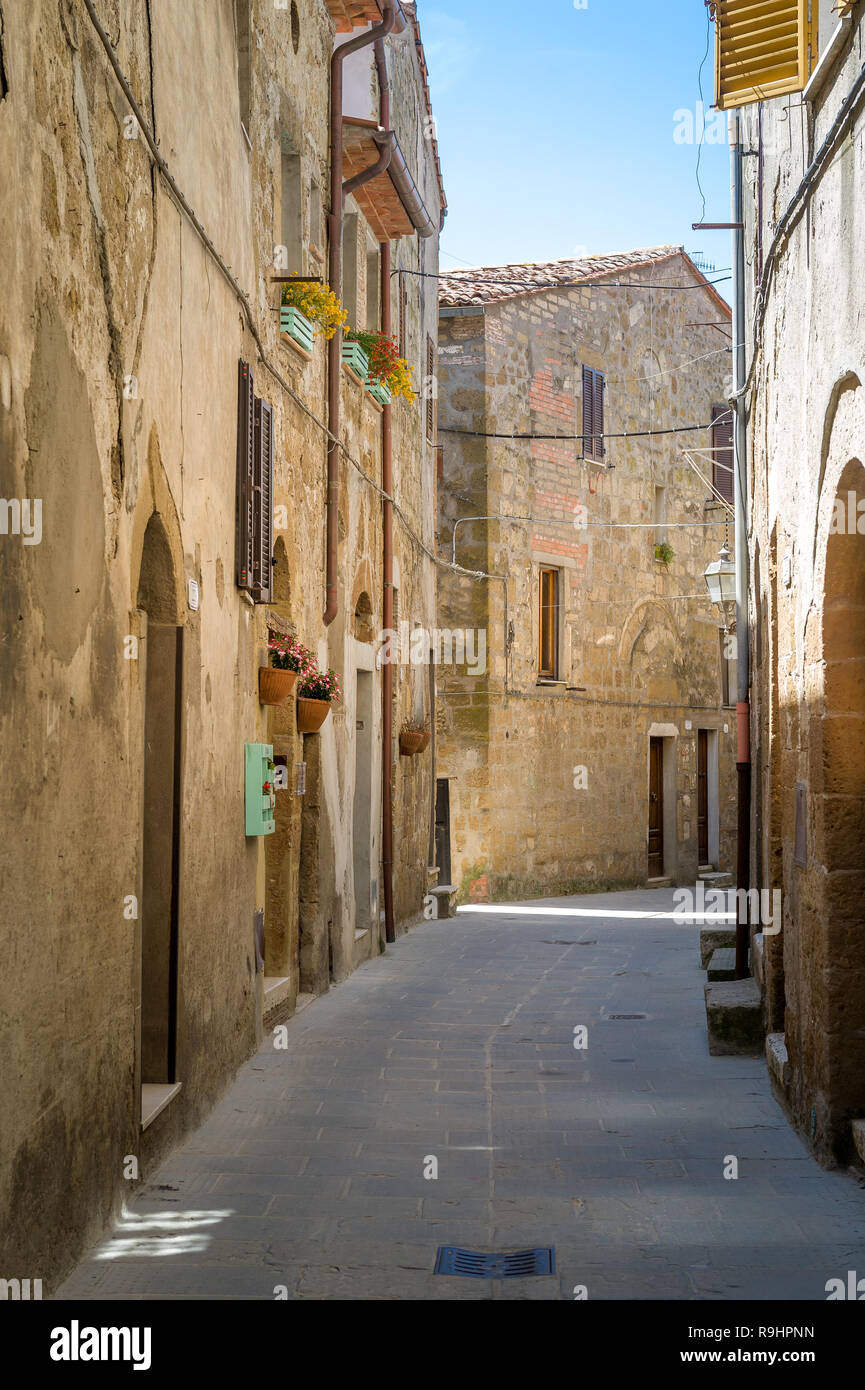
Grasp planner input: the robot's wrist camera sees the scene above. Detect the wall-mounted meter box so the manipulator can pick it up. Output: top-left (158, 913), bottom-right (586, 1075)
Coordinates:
top-left (245, 743), bottom-right (276, 837)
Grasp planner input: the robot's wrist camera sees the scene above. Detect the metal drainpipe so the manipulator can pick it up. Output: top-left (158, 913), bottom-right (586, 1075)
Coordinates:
top-left (375, 37), bottom-right (396, 944)
top-left (324, 2), bottom-right (399, 626)
top-left (730, 111), bottom-right (752, 980)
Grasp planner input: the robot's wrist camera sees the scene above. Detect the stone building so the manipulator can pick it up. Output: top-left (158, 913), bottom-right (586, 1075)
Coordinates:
top-left (712, 0), bottom-right (865, 1164)
top-left (0, 0), bottom-right (443, 1288)
top-left (435, 248), bottom-right (737, 900)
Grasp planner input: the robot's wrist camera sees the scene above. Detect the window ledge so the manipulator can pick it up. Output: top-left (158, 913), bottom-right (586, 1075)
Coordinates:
top-left (279, 331), bottom-right (314, 363)
top-left (342, 361), bottom-right (366, 389)
top-left (536, 678), bottom-right (566, 688)
top-left (141, 1081), bottom-right (182, 1131)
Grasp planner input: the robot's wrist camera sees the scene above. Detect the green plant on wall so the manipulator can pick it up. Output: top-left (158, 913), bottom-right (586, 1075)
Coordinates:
top-left (654, 541), bottom-right (675, 565)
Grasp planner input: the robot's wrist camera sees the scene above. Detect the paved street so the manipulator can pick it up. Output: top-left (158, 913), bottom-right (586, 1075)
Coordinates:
top-left (58, 890), bottom-right (865, 1301)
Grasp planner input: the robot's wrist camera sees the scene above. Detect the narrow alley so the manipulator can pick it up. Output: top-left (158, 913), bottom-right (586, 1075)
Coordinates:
top-left (58, 891), bottom-right (865, 1302)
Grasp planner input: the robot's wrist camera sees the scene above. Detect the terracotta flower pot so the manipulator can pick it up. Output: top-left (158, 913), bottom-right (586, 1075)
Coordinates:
top-left (259, 666), bottom-right (298, 706)
top-left (296, 697), bottom-right (331, 733)
top-left (399, 730), bottom-right (426, 757)
top-left (416, 730), bottom-right (432, 753)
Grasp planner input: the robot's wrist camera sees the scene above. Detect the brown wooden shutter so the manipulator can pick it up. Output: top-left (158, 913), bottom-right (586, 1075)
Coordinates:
top-left (581, 366), bottom-right (593, 459)
top-left (593, 370), bottom-right (605, 461)
top-left (398, 272), bottom-right (407, 358)
top-left (236, 359), bottom-right (255, 592)
top-left (712, 405), bottom-right (735, 505)
top-left (426, 334), bottom-right (436, 443)
top-left (253, 396), bottom-right (274, 602)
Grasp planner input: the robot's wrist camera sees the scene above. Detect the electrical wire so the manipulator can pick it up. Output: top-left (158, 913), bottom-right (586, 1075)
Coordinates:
top-left (439, 416), bottom-right (732, 442)
top-left (402, 269), bottom-right (733, 291)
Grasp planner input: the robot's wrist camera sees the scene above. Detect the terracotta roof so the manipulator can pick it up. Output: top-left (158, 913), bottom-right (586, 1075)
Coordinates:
top-left (325, 0), bottom-right (384, 34)
top-left (438, 246), bottom-right (718, 307)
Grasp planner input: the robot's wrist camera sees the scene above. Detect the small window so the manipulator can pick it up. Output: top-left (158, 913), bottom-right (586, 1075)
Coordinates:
top-left (712, 405), bottom-right (734, 505)
top-left (398, 273), bottom-right (408, 358)
top-left (309, 181), bottom-right (322, 253)
top-left (342, 213), bottom-right (360, 327)
top-left (280, 135), bottom-right (302, 274)
top-left (236, 1), bottom-right (252, 142)
top-left (581, 366), bottom-right (605, 462)
top-left (366, 246), bottom-right (380, 331)
top-left (538, 568), bottom-right (560, 680)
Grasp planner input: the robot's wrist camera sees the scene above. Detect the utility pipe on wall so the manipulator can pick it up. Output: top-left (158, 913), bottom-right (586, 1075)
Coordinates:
top-left (730, 111), bottom-right (752, 980)
top-left (324, 1), bottom-right (400, 627)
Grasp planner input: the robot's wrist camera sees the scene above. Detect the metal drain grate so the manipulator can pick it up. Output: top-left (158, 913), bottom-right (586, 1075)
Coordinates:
top-left (607, 1013), bottom-right (647, 1021)
top-left (434, 1246), bottom-right (556, 1279)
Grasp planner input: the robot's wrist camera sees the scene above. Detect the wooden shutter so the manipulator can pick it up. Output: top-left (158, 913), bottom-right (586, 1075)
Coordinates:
top-left (712, 405), bottom-right (735, 505)
top-left (398, 272), bottom-right (407, 358)
top-left (236, 359), bottom-right (255, 592)
top-left (714, 0), bottom-right (817, 111)
top-left (539, 567), bottom-right (558, 679)
top-left (426, 334), bottom-right (436, 443)
top-left (253, 397), bottom-right (274, 602)
top-left (581, 366), bottom-right (593, 460)
top-left (593, 371), bottom-right (605, 461)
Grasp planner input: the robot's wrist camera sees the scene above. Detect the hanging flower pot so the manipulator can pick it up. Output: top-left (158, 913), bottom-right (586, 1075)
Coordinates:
top-left (296, 662), bottom-right (342, 734)
top-left (415, 730), bottom-right (432, 753)
top-left (259, 666), bottom-right (297, 706)
top-left (296, 698), bottom-right (331, 734)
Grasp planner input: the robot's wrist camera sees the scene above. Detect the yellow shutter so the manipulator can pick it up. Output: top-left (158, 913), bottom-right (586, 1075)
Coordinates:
top-left (714, 0), bottom-right (818, 110)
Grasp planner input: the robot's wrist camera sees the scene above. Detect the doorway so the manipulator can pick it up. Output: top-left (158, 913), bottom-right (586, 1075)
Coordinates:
top-left (697, 729), bottom-right (709, 865)
top-left (435, 779), bottom-right (451, 885)
top-left (352, 671), bottom-right (373, 934)
top-left (137, 514), bottom-right (183, 1121)
top-left (648, 737), bottom-right (664, 878)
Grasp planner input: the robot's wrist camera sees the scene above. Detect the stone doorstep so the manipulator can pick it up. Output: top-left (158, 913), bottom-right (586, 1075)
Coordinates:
top-left (704, 976), bottom-right (763, 1056)
top-left (699, 926), bottom-right (736, 969)
top-left (431, 884), bottom-right (458, 920)
top-left (699, 871), bottom-right (733, 887)
top-left (852, 1120), bottom-right (865, 1166)
top-left (766, 1032), bottom-right (791, 1091)
top-left (707, 947), bottom-right (736, 982)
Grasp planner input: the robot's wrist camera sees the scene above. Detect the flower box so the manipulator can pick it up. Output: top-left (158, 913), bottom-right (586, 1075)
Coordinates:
top-left (367, 377), bottom-right (392, 406)
top-left (341, 340), bottom-right (369, 382)
top-left (259, 666), bottom-right (298, 706)
top-left (297, 697), bottom-right (331, 734)
top-left (280, 306), bottom-right (315, 353)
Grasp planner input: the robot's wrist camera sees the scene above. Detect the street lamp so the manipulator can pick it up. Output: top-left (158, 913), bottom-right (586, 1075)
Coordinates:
top-left (704, 543), bottom-right (737, 627)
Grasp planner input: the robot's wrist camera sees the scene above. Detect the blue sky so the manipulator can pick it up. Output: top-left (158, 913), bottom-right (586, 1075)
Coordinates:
top-left (419, 0), bottom-right (733, 289)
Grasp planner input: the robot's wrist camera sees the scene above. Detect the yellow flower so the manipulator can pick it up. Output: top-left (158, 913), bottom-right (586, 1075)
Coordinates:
top-left (281, 276), bottom-right (348, 339)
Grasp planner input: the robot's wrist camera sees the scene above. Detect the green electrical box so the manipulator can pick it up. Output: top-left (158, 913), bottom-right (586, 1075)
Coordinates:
top-left (245, 742), bottom-right (276, 837)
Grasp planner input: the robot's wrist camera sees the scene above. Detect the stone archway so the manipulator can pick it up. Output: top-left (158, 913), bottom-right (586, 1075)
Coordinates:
top-left (813, 456), bottom-right (865, 1155)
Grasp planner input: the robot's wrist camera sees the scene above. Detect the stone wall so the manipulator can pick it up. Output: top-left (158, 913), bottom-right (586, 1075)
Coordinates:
top-left (739, 8), bottom-right (865, 1162)
top-left (437, 254), bottom-right (737, 899)
top-left (0, 0), bottom-right (441, 1288)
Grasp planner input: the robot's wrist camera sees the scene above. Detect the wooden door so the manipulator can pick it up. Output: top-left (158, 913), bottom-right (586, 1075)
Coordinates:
top-left (697, 730), bottom-right (709, 865)
top-left (648, 737), bottom-right (664, 878)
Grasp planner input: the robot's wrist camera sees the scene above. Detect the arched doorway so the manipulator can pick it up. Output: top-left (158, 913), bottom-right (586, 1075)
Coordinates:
top-left (817, 458), bottom-right (865, 1153)
top-left (137, 512), bottom-right (184, 1120)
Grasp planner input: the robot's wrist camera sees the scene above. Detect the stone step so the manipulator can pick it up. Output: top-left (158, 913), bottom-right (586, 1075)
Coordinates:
top-left (699, 926), bottom-right (736, 969)
top-left (707, 947), bottom-right (737, 981)
top-left (704, 976), bottom-right (763, 1056)
top-left (852, 1119), bottom-right (865, 1167)
top-left (699, 871), bottom-right (733, 887)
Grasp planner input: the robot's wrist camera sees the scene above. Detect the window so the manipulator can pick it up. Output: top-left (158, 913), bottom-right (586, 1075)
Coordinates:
top-left (366, 246), bottom-right (380, 331)
top-left (236, 360), bottom-right (274, 603)
top-left (425, 334), bottom-right (437, 444)
top-left (398, 272), bottom-right (408, 358)
top-left (538, 568), bottom-right (560, 680)
top-left (711, 405), bottom-right (735, 505)
top-left (581, 366), bottom-right (605, 462)
top-left (712, 0), bottom-right (817, 111)
top-left (280, 135), bottom-right (302, 274)
top-left (654, 485), bottom-right (667, 544)
top-left (309, 181), bottom-right (323, 254)
top-left (236, 1), bottom-right (251, 142)
top-left (342, 213), bottom-right (360, 327)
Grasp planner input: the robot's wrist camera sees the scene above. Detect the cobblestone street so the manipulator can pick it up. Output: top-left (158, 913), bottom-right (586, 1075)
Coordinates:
top-left (58, 892), bottom-right (865, 1301)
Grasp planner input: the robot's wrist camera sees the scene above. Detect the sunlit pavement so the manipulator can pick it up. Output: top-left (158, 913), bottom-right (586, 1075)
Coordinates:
top-left (58, 889), bottom-right (865, 1301)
